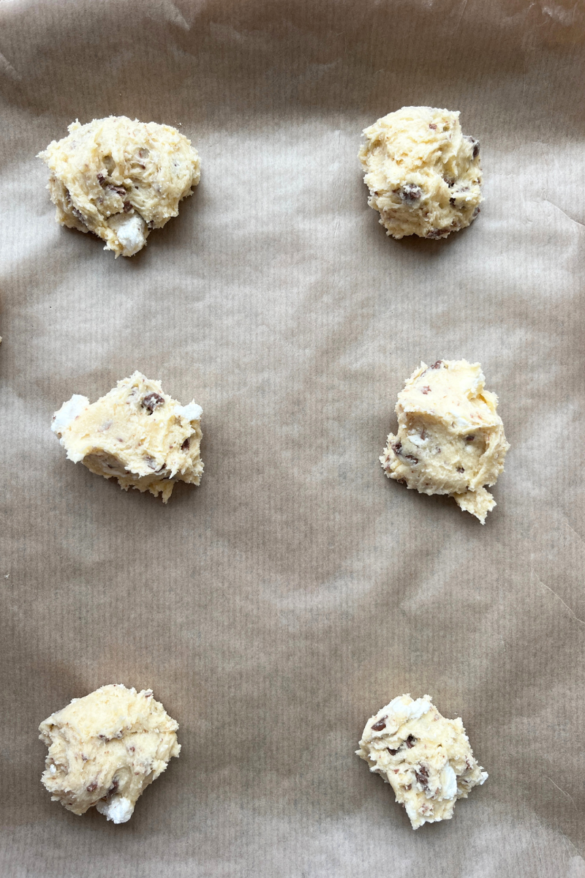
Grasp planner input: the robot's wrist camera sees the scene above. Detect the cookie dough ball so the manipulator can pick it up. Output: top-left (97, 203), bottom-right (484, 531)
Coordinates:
top-left (38, 116), bottom-right (200, 257)
top-left (52, 371), bottom-right (203, 502)
top-left (39, 684), bottom-right (180, 823)
top-left (380, 359), bottom-right (509, 523)
top-left (357, 694), bottom-right (487, 829)
top-left (359, 107), bottom-right (482, 239)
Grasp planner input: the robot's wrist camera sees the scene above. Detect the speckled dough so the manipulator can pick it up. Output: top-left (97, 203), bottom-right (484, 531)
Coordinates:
top-left (380, 359), bottom-right (509, 523)
top-left (357, 694), bottom-right (487, 829)
top-left (39, 684), bottom-right (180, 823)
top-left (359, 107), bottom-right (482, 239)
top-left (38, 116), bottom-right (200, 256)
top-left (52, 372), bottom-right (203, 502)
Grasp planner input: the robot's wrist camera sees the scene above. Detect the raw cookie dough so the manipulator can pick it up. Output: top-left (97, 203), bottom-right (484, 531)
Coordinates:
top-left (52, 371), bottom-right (203, 502)
top-left (356, 694), bottom-right (487, 829)
top-left (39, 684), bottom-right (180, 823)
top-left (380, 359), bottom-right (509, 523)
top-left (38, 116), bottom-right (200, 257)
top-left (359, 107), bottom-right (482, 239)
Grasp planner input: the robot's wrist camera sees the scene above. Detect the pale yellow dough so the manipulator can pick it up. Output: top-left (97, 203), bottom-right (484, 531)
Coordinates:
top-left (359, 107), bottom-right (482, 239)
top-left (357, 695), bottom-right (487, 829)
top-left (38, 116), bottom-right (200, 257)
top-left (39, 684), bottom-right (180, 823)
top-left (381, 359), bottom-right (509, 523)
top-left (52, 372), bottom-right (203, 502)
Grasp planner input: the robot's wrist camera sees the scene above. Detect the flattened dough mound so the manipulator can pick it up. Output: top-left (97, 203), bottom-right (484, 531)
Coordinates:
top-left (380, 359), bottom-right (509, 523)
top-left (38, 116), bottom-right (200, 257)
top-left (359, 107), bottom-right (482, 239)
top-left (357, 694), bottom-right (487, 829)
top-left (39, 684), bottom-right (180, 823)
top-left (52, 371), bottom-right (203, 502)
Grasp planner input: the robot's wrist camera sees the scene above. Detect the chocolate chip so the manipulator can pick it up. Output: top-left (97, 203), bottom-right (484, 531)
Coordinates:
top-left (465, 135), bottom-right (480, 159)
top-left (107, 779), bottom-right (119, 796)
top-left (108, 185), bottom-right (127, 198)
top-left (86, 781), bottom-right (98, 792)
top-left (372, 717), bottom-right (387, 732)
top-left (147, 220), bottom-right (156, 230)
top-left (404, 784), bottom-right (412, 791)
top-left (142, 392), bottom-right (165, 413)
top-left (400, 183), bottom-right (422, 202)
top-left (414, 765), bottom-right (429, 788)
top-left (421, 385), bottom-right (431, 394)
top-left (97, 173), bottom-right (106, 184)
top-left (387, 747), bottom-right (400, 755)
top-left (443, 177), bottom-right (455, 187)
top-left (465, 435), bottom-right (475, 442)
top-left (71, 206), bottom-right (86, 226)
top-left (429, 123), bottom-right (437, 130)
top-left (123, 201), bottom-right (132, 213)
top-left (404, 454), bottom-right (418, 465)
top-left (406, 735), bottom-right (416, 748)
top-left (430, 360), bottom-right (443, 369)
top-left (426, 228), bottom-right (448, 239)
top-left (449, 196), bottom-right (456, 205)
top-left (392, 442), bottom-right (402, 455)
top-left (457, 466), bottom-right (465, 473)
top-left (181, 438), bottom-right (190, 451)
top-left (144, 455), bottom-right (157, 469)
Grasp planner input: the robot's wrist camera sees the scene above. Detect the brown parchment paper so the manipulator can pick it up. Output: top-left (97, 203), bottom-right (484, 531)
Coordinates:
top-left (0, 0), bottom-right (584, 875)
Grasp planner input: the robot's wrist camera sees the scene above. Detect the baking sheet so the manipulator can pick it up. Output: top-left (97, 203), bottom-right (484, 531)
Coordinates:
top-left (0, 0), bottom-right (584, 875)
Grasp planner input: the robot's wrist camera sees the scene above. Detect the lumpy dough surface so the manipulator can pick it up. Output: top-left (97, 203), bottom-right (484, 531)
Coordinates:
top-left (52, 371), bottom-right (203, 502)
top-left (359, 107), bottom-right (482, 239)
top-left (39, 684), bottom-right (180, 823)
top-left (357, 694), bottom-right (487, 830)
top-left (38, 116), bottom-right (200, 257)
top-left (380, 359), bottom-right (509, 523)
